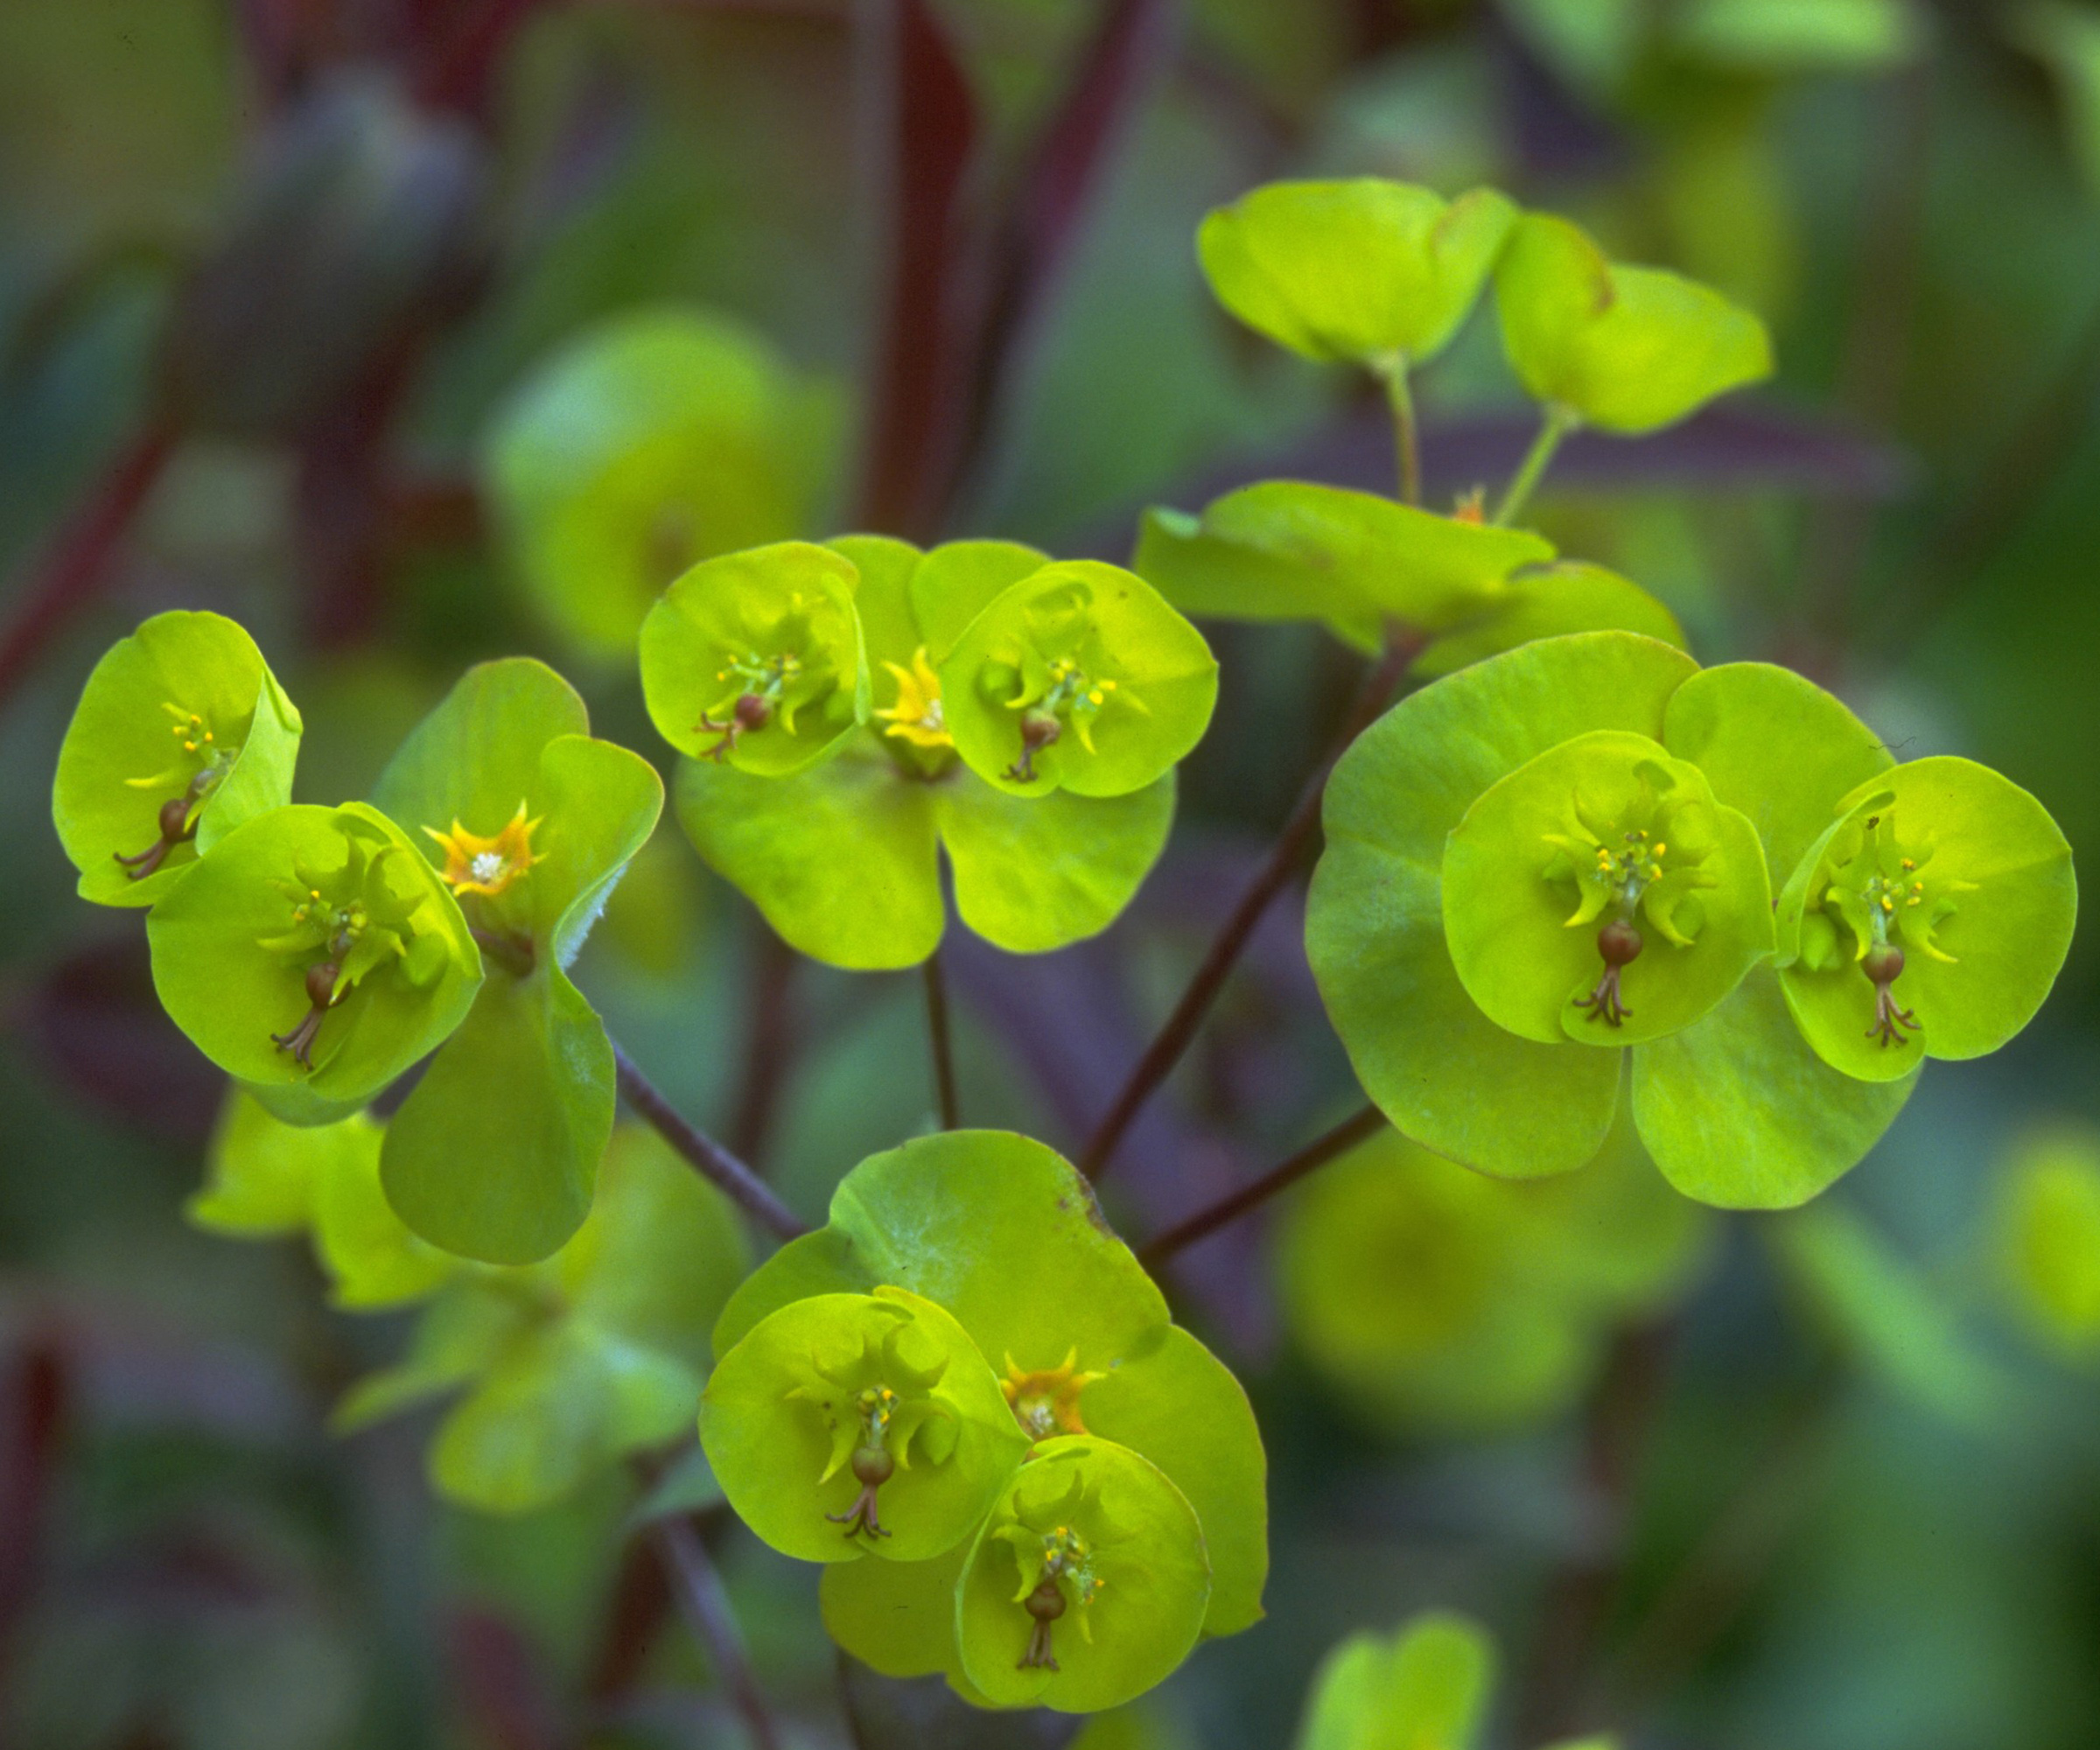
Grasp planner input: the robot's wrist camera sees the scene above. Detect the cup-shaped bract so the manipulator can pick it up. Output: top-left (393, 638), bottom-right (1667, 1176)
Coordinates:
top-left (1494, 213), bottom-right (1773, 434)
top-left (1443, 731), bottom-right (1774, 1046)
top-left (1775, 758), bottom-right (2076, 1082)
top-left (371, 657), bottom-right (664, 1265)
top-left (956, 1436), bottom-right (1210, 1714)
top-left (673, 536), bottom-right (1178, 970)
top-left (1295, 1611), bottom-right (1495, 1750)
top-left (715, 1130), bottom-right (1269, 1649)
top-left (1197, 179), bottom-right (1517, 368)
top-left (146, 802), bottom-right (482, 1126)
top-left (53, 611), bottom-right (303, 907)
top-left (485, 307), bottom-right (838, 659)
top-left (701, 1287), bottom-right (1029, 1565)
top-left (939, 561), bottom-right (1217, 797)
top-left (640, 540), bottom-right (870, 777)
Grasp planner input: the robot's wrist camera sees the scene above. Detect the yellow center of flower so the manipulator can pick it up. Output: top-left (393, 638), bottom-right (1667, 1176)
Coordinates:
top-left (424, 801), bottom-right (545, 899)
top-left (874, 647), bottom-right (953, 750)
top-left (1000, 1348), bottom-right (1105, 1440)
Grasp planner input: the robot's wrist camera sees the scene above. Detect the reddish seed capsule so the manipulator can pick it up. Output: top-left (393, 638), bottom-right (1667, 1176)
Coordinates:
top-left (1864, 942), bottom-right (1904, 984)
top-left (304, 961), bottom-right (340, 1009)
top-left (850, 1446), bottom-right (895, 1488)
top-left (157, 796), bottom-right (192, 840)
top-left (1598, 919), bottom-right (1644, 966)
top-left (733, 692), bottom-right (772, 732)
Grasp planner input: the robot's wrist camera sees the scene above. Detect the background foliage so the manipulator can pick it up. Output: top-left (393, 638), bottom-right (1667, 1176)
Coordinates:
top-left (6, 1), bottom-right (2100, 1747)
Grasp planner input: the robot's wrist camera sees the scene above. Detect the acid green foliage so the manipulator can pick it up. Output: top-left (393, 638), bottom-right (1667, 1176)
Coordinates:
top-left (1308, 633), bottom-right (2069, 1208)
top-left (1295, 1611), bottom-right (1494, 1750)
top-left (956, 1437), bottom-right (1211, 1714)
top-left (335, 1126), bottom-right (749, 1514)
top-left (1494, 213), bottom-right (1774, 435)
top-left (674, 536), bottom-right (1179, 970)
top-left (145, 801), bottom-right (483, 1127)
top-left (190, 1090), bottom-right (453, 1310)
top-left (371, 659), bottom-right (663, 1265)
top-left (701, 1288), bottom-right (1030, 1564)
top-left (640, 540), bottom-right (871, 777)
top-left (1993, 1124), bottom-right (2100, 1358)
top-left (52, 610), bottom-right (303, 907)
top-left (940, 560), bottom-right (1217, 799)
top-left (1294, 1609), bottom-right (1618, 1750)
top-left (484, 306), bottom-right (838, 659)
top-left (709, 1130), bottom-right (1266, 1711)
top-left (1278, 1116), bottom-right (1706, 1431)
top-left (1197, 180), bottom-right (1516, 369)
top-left (1774, 759), bottom-right (2076, 1082)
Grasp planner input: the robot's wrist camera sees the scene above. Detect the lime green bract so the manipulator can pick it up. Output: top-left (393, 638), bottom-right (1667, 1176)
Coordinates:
top-left (146, 802), bottom-right (482, 1127)
top-left (1197, 179), bottom-right (1516, 369)
top-left (53, 610), bottom-right (303, 907)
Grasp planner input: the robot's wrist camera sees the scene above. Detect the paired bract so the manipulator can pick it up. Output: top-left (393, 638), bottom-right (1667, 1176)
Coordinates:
top-left (699, 1130), bottom-right (1266, 1713)
top-left (654, 536), bottom-right (1209, 970)
top-left (1306, 631), bottom-right (2075, 1207)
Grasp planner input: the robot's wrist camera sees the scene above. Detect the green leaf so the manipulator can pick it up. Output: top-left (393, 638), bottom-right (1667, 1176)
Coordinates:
top-left (1295, 1611), bottom-right (1496, 1750)
top-left (700, 1287), bottom-right (1031, 1564)
top-left (1307, 632), bottom-right (1698, 1176)
top-left (432, 1320), bottom-right (704, 1514)
top-left (333, 1278), bottom-right (536, 1432)
top-left (908, 539), bottom-right (1053, 665)
top-left (1765, 1202), bottom-right (2004, 1427)
top-left (714, 1131), bottom-right (1167, 1377)
top-left (53, 610), bottom-right (304, 907)
top-left (1995, 1125), bottom-right (2100, 1357)
top-left (146, 802), bottom-right (483, 1126)
top-left (380, 960), bottom-right (614, 1264)
top-left (1675, 0), bottom-right (1922, 72)
top-left (1494, 214), bottom-right (1773, 435)
top-left (1442, 731), bottom-right (1774, 1046)
top-left (188, 1087), bottom-right (319, 1234)
top-left (675, 739), bottom-right (943, 970)
top-left (484, 306), bottom-right (839, 659)
top-left (822, 1544), bottom-right (970, 1682)
top-left (938, 772), bottom-right (1175, 956)
top-left (1412, 561), bottom-right (1685, 680)
top-left (1133, 483), bottom-right (1552, 655)
top-left (2019, 2), bottom-right (2100, 198)
top-left (1080, 1323), bottom-right (1267, 1637)
top-left (1632, 966), bottom-right (1917, 1208)
top-left (829, 533), bottom-right (928, 669)
top-left (1197, 180), bottom-right (1517, 368)
top-left (1660, 662), bottom-right (1894, 886)
top-left (941, 562), bottom-right (1217, 799)
top-left (639, 540), bottom-right (871, 776)
top-left (956, 1437), bottom-right (1210, 1713)
top-left (1778, 758), bottom-right (2077, 1079)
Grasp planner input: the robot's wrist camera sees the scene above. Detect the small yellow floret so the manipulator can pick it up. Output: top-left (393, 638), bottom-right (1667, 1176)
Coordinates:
top-left (873, 647), bottom-right (953, 750)
top-left (424, 801), bottom-right (545, 899)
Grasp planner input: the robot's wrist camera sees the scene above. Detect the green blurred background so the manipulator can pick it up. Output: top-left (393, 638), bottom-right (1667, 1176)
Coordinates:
top-left (6, 1), bottom-right (2100, 1746)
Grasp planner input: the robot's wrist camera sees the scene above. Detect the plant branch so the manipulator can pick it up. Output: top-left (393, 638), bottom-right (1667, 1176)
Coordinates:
top-left (654, 1516), bottom-right (784, 1750)
top-left (1494, 406), bottom-right (1573, 527)
top-left (0, 420), bottom-right (178, 711)
top-left (1137, 1102), bottom-right (1383, 1264)
top-left (1379, 358), bottom-right (1421, 505)
top-left (1080, 632), bottom-right (1418, 1181)
top-left (922, 948), bottom-right (960, 1129)
top-left (727, 928), bottom-right (798, 1165)
top-left (610, 1041), bottom-right (808, 1241)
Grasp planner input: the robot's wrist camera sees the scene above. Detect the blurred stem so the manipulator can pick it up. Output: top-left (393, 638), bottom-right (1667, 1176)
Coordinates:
top-left (1137, 1103), bottom-right (1383, 1264)
top-left (922, 948), bottom-right (960, 1129)
top-left (655, 1516), bottom-right (783, 1750)
top-left (1079, 631), bottom-right (1421, 1182)
top-left (1494, 407), bottom-right (1573, 527)
top-left (1378, 356), bottom-right (1421, 505)
top-left (609, 1041), bottom-right (808, 1240)
top-left (727, 928), bottom-right (798, 1165)
top-left (0, 419), bottom-right (177, 709)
